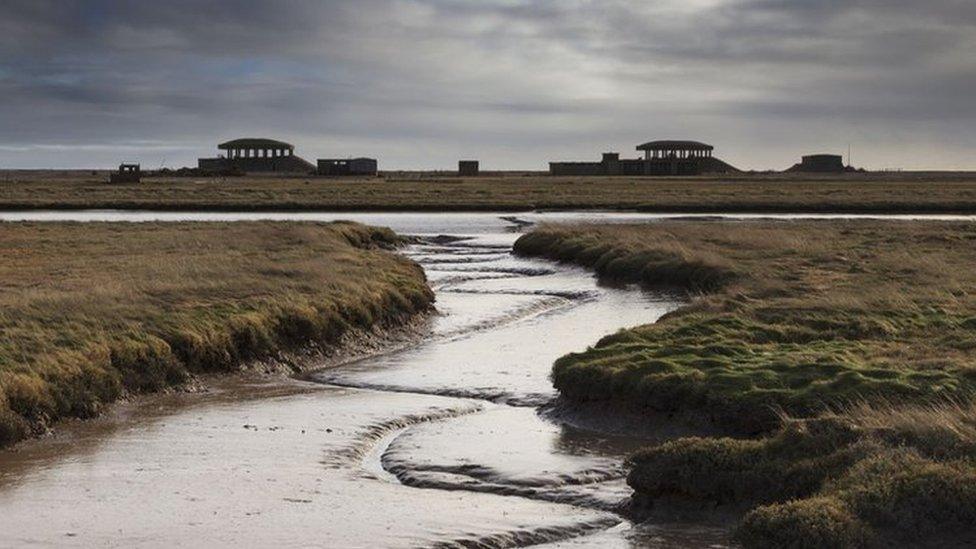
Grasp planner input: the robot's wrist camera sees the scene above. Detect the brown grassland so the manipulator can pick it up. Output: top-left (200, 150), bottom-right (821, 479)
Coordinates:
top-left (0, 221), bottom-right (433, 448)
top-left (4, 171), bottom-right (976, 212)
top-left (514, 221), bottom-right (976, 547)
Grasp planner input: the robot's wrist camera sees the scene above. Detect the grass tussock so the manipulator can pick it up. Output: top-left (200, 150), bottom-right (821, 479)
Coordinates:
top-left (515, 221), bottom-right (976, 546)
top-left (0, 221), bottom-right (433, 447)
top-left (630, 401), bottom-right (976, 547)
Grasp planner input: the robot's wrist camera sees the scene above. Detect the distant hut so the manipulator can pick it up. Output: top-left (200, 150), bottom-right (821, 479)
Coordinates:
top-left (109, 163), bottom-right (141, 184)
top-left (458, 160), bottom-right (480, 176)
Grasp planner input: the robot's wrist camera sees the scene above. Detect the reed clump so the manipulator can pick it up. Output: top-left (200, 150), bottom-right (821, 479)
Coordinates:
top-left (0, 221), bottom-right (433, 447)
top-left (630, 401), bottom-right (976, 547)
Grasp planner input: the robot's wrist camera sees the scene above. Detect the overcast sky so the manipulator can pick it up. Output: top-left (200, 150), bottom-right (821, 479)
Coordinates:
top-left (2, 0), bottom-right (975, 170)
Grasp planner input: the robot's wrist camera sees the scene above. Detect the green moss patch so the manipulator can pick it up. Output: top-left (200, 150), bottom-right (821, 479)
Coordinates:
top-left (515, 222), bottom-right (976, 432)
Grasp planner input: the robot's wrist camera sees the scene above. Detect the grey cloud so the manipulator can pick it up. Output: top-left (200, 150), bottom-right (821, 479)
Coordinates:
top-left (0, 0), bottom-right (974, 170)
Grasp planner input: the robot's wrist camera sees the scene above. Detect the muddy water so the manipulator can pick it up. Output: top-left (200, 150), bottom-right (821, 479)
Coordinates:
top-left (0, 216), bottom-right (732, 548)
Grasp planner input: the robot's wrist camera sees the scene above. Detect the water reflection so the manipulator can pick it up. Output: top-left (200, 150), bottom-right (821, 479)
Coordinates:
top-left (0, 214), bottom-right (736, 547)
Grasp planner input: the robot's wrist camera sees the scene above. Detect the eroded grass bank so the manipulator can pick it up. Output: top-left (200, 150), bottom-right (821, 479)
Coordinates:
top-left (0, 221), bottom-right (433, 447)
top-left (514, 221), bottom-right (976, 547)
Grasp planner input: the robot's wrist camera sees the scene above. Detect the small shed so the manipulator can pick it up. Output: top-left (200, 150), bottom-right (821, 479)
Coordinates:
top-left (109, 163), bottom-right (141, 184)
top-left (458, 160), bottom-right (480, 176)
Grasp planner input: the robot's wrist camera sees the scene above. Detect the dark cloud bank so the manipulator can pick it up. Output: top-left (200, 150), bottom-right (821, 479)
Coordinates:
top-left (1, 0), bottom-right (974, 170)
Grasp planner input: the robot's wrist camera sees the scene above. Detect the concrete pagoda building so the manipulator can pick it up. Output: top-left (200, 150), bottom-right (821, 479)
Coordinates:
top-left (550, 140), bottom-right (738, 176)
top-left (198, 138), bottom-right (315, 174)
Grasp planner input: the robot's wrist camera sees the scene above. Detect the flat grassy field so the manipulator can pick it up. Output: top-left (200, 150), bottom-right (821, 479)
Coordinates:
top-left (514, 221), bottom-right (976, 547)
top-left (4, 171), bottom-right (976, 212)
top-left (0, 221), bottom-right (433, 447)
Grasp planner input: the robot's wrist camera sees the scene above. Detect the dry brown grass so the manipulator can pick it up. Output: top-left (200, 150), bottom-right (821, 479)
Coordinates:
top-left (825, 399), bottom-right (976, 458)
top-left (727, 400), bottom-right (976, 547)
top-left (4, 171), bottom-right (976, 212)
top-left (0, 221), bottom-right (433, 447)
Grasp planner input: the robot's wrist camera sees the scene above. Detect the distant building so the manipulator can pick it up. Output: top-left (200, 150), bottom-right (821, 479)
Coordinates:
top-left (788, 154), bottom-right (846, 173)
top-left (198, 138), bottom-right (315, 174)
top-left (458, 160), bottom-right (480, 176)
top-left (550, 141), bottom-right (738, 176)
top-left (317, 158), bottom-right (378, 176)
top-left (109, 163), bottom-right (141, 184)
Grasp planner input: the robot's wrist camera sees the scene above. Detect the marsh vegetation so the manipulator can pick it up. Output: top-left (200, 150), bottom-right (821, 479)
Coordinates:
top-left (0, 221), bottom-right (433, 447)
top-left (5, 172), bottom-right (976, 212)
top-left (515, 221), bottom-right (976, 547)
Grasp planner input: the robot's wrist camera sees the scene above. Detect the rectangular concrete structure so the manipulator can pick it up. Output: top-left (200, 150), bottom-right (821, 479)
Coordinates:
top-left (317, 158), bottom-right (378, 176)
top-left (458, 160), bottom-right (480, 176)
top-left (788, 154), bottom-right (846, 173)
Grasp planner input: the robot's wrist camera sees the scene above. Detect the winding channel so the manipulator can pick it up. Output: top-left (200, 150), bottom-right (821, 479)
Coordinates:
top-left (1, 212), bottom-right (973, 548)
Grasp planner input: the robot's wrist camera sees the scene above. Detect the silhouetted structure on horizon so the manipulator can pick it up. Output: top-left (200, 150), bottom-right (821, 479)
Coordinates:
top-left (550, 140), bottom-right (738, 176)
top-left (788, 154), bottom-right (846, 173)
top-left (109, 163), bottom-right (141, 184)
top-left (317, 157), bottom-right (378, 176)
top-left (458, 160), bottom-right (480, 176)
top-left (198, 138), bottom-right (315, 173)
